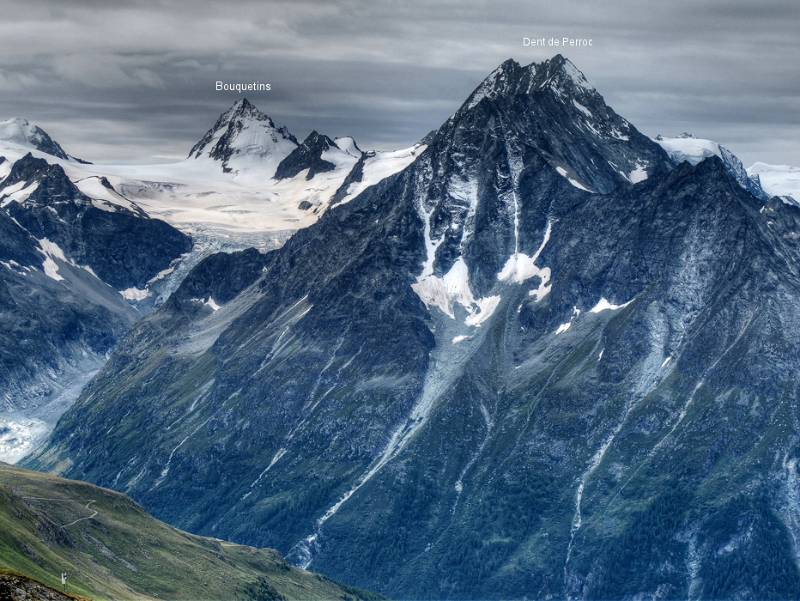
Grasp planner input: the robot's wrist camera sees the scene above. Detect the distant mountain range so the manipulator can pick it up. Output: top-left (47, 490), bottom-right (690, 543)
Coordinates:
top-left (4, 54), bottom-right (800, 600)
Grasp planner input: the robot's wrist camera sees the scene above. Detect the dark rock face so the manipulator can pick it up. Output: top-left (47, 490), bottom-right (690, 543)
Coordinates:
top-left (169, 247), bottom-right (272, 306)
top-left (3, 154), bottom-right (191, 289)
top-left (656, 133), bottom-right (770, 201)
top-left (30, 56), bottom-right (800, 600)
top-left (450, 55), bottom-right (671, 194)
top-left (275, 131), bottom-right (343, 180)
top-left (28, 128), bottom-right (71, 161)
top-left (717, 144), bottom-right (769, 200)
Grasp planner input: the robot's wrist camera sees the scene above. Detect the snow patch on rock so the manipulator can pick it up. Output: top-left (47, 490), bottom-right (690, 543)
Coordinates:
top-left (37, 238), bottom-right (67, 281)
top-left (555, 166), bottom-right (593, 192)
top-left (589, 296), bottom-right (634, 313)
top-left (120, 287), bottom-right (151, 301)
top-left (412, 257), bottom-right (500, 327)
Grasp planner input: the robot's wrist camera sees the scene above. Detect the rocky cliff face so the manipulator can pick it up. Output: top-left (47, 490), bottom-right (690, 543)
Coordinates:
top-left (29, 56), bottom-right (800, 600)
top-left (0, 193), bottom-right (135, 434)
top-left (655, 133), bottom-right (769, 200)
top-left (275, 131), bottom-right (361, 181)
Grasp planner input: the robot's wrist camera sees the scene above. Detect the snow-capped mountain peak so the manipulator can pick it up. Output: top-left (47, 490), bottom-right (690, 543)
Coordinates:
top-left (1, 154), bottom-right (148, 222)
top-left (535, 53), bottom-right (596, 96)
top-left (0, 153), bottom-right (84, 207)
top-left (463, 58), bottom-right (523, 109)
top-left (0, 117), bottom-right (83, 162)
top-left (187, 98), bottom-right (298, 177)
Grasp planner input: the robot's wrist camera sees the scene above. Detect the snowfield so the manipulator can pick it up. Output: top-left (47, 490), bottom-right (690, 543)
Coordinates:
top-left (748, 162), bottom-right (800, 204)
top-left (0, 132), bottom-right (424, 243)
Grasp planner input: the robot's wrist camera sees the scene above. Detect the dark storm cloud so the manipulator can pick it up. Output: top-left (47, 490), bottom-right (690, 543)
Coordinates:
top-left (0, 0), bottom-right (797, 165)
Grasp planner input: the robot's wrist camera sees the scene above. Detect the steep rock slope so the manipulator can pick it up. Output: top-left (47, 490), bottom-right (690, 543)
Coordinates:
top-left (275, 131), bottom-right (360, 181)
top-left (0, 208), bottom-right (136, 458)
top-left (0, 463), bottom-right (379, 601)
top-left (30, 56), bottom-right (800, 600)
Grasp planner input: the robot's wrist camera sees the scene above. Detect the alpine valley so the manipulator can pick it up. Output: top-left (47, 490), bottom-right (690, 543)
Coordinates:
top-left (4, 55), bottom-right (800, 599)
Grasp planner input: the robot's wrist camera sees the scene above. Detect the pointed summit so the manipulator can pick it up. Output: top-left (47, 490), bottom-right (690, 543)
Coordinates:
top-left (0, 152), bottom-right (83, 205)
top-left (188, 98), bottom-right (298, 176)
top-left (218, 97), bottom-right (266, 122)
top-left (537, 53), bottom-right (595, 93)
top-left (231, 97), bottom-right (255, 111)
top-left (461, 58), bottom-right (524, 110)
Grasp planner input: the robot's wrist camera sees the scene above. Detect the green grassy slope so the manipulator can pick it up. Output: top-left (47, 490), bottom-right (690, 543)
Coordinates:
top-left (0, 463), bottom-right (380, 601)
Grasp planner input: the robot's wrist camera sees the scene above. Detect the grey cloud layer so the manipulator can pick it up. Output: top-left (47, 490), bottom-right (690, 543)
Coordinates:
top-left (0, 0), bottom-right (797, 165)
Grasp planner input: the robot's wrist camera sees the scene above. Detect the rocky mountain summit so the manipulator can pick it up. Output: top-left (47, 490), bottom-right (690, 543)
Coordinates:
top-left (655, 132), bottom-right (769, 200)
top-left (2, 153), bottom-right (190, 289)
top-left (275, 131), bottom-right (362, 180)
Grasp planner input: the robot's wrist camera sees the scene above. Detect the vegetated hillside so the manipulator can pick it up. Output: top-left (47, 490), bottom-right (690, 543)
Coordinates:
top-left (0, 463), bottom-right (379, 601)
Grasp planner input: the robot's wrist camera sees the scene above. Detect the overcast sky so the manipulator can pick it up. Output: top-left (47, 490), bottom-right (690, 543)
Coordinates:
top-left (0, 0), bottom-right (797, 165)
